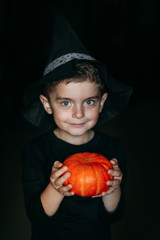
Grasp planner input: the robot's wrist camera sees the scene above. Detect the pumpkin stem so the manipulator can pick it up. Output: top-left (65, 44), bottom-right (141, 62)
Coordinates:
top-left (83, 158), bottom-right (88, 161)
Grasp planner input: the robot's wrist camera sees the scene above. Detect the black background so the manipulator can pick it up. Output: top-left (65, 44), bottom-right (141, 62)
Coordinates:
top-left (1, 0), bottom-right (160, 239)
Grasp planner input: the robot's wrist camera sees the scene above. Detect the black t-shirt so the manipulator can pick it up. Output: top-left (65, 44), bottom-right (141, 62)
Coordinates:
top-left (22, 131), bottom-right (126, 240)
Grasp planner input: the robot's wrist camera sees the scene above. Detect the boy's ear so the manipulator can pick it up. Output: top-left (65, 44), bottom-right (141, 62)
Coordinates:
top-left (99, 93), bottom-right (108, 113)
top-left (39, 94), bottom-right (53, 114)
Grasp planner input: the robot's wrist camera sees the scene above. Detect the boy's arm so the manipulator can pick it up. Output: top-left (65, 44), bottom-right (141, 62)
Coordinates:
top-left (102, 158), bottom-right (122, 212)
top-left (40, 161), bottom-right (74, 216)
top-left (40, 183), bottom-right (64, 217)
top-left (102, 186), bottom-right (121, 212)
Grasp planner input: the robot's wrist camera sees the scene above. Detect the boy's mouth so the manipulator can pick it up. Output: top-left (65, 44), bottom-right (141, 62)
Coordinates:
top-left (69, 122), bottom-right (86, 127)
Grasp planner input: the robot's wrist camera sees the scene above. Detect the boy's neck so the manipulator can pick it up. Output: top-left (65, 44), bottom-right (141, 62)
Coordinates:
top-left (54, 128), bottom-right (94, 145)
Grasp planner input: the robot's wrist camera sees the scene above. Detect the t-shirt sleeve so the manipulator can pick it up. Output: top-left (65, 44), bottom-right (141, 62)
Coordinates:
top-left (21, 142), bottom-right (58, 226)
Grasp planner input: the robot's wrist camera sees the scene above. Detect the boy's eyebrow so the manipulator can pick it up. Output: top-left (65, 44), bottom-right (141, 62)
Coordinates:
top-left (56, 96), bottom-right (100, 101)
top-left (55, 97), bottom-right (72, 101)
top-left (86, 96), bottom-right (100, 100)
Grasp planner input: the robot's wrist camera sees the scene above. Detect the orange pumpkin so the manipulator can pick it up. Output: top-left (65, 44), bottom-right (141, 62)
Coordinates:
top-left (63, 152), bottom-right (113, 197)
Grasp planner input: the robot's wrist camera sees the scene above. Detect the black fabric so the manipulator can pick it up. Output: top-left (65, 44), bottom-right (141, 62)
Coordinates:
top-left (46, 14), bottom-right (90, 64)
top-left (22, 131), bottom-right (126, 240)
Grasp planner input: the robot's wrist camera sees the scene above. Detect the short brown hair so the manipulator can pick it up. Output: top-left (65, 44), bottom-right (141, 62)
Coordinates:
top-left (43, 61), bottom-right (106, 98)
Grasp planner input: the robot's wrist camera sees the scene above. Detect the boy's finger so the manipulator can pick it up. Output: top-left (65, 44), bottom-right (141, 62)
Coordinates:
top-left (58, 185), bottom-right (74, 196)
top-left (60, 184), bottom-right (72, 193)
top-left (110, 158), bottom-right (118, 165)
top-left (92, 194), bottom-right (102, 198)
top-left (53, 161), bottom-right (63, 169)
top-left (107, 179), bottom-right (120, 188)
top-left (51, 165), bottom-right (68, 180)
top-left (54, 172), bottom-right (70, 187)
top-left (64, 191), bottom-right (75, 197)
top-left (108, 169), bottom-right (122, 177)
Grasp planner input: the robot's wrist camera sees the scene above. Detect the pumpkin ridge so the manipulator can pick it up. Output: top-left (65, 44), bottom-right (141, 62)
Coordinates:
top-left (91, 163), bottom-right (99, 195)
top-left (80, 167), bottom-right (85, 196)
top-left (95, 162), bottom-right (108, 194)
top-left (70, 163), bottom-right (88, 196)
top-left (101, 162), bottom-right (113, 181)
top-left (63, 161), bottom-right (80, 187)
top-left (70, 164), bottom-right (78, 193)
top-left (100, 165), bottom-right (110, 191)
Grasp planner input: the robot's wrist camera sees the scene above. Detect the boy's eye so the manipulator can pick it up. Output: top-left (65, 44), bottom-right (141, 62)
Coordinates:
top-left (85, 100), bottom-right (95, 105)
top-left (61, 101), bottom-right (71, 106)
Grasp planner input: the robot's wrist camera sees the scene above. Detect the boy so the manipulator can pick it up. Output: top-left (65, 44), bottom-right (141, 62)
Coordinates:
top-left (22, 15), bottom-right (132, 240)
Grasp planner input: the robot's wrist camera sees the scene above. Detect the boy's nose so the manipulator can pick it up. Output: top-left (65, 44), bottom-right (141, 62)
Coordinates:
top-left (72, 105), bottom-right (84, 119)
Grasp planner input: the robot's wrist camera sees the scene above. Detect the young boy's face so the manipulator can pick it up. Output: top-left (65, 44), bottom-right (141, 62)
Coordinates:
top-left (40, 78), bottom-right (107, 139)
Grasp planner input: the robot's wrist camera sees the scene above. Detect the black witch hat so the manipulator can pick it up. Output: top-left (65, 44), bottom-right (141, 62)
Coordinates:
top-left (22, 14), bottom-right (133, 130)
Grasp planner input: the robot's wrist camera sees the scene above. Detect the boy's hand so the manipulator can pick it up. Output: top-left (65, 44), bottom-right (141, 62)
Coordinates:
top-left (50, 161), bottom-right (74, 197)
top-left (92, 158), bottom-right (123, 198)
